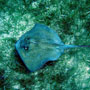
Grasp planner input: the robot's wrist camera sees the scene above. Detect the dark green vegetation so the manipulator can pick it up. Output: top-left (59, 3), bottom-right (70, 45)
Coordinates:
top-left (0, 0), bottom-right (90, 90)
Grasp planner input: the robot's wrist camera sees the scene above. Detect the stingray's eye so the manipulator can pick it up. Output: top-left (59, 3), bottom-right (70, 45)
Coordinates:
top-left (24, 45), bottom-right (29, 50)
top-left (20, 40), bottom-right (29, 51)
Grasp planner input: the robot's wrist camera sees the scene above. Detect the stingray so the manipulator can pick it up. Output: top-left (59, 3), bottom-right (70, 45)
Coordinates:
top-left (15, 24), bottom-right (90, 72)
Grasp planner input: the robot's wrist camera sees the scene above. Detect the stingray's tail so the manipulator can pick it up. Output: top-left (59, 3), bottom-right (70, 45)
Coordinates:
top-left (64, 45), bottom-right (90, 49)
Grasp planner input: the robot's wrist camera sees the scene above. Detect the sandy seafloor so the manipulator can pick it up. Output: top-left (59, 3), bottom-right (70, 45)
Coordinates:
top-left (0, 0), bottom-right (90, 90)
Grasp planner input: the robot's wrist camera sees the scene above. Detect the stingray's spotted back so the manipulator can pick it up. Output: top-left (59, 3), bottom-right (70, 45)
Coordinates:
top-left (15, 24), bottom-right (64, 72)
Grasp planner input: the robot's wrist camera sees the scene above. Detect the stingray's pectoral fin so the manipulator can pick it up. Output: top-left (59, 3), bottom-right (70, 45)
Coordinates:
top-left (48, 49), bottom-right (64, 61)
top-left (24, 59), bottom-right (48, 72)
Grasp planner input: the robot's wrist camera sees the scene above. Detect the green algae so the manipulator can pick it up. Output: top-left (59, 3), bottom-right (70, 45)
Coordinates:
top-left (0, 0), bottom-right (90, 90)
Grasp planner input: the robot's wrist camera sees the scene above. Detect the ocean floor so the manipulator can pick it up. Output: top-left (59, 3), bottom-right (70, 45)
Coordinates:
top-left (0, 0), bottom-right (90, 90)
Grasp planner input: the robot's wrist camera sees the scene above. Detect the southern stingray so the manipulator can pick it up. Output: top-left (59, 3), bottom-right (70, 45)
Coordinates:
top-left (15, 24), bottom-right (89, 72)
